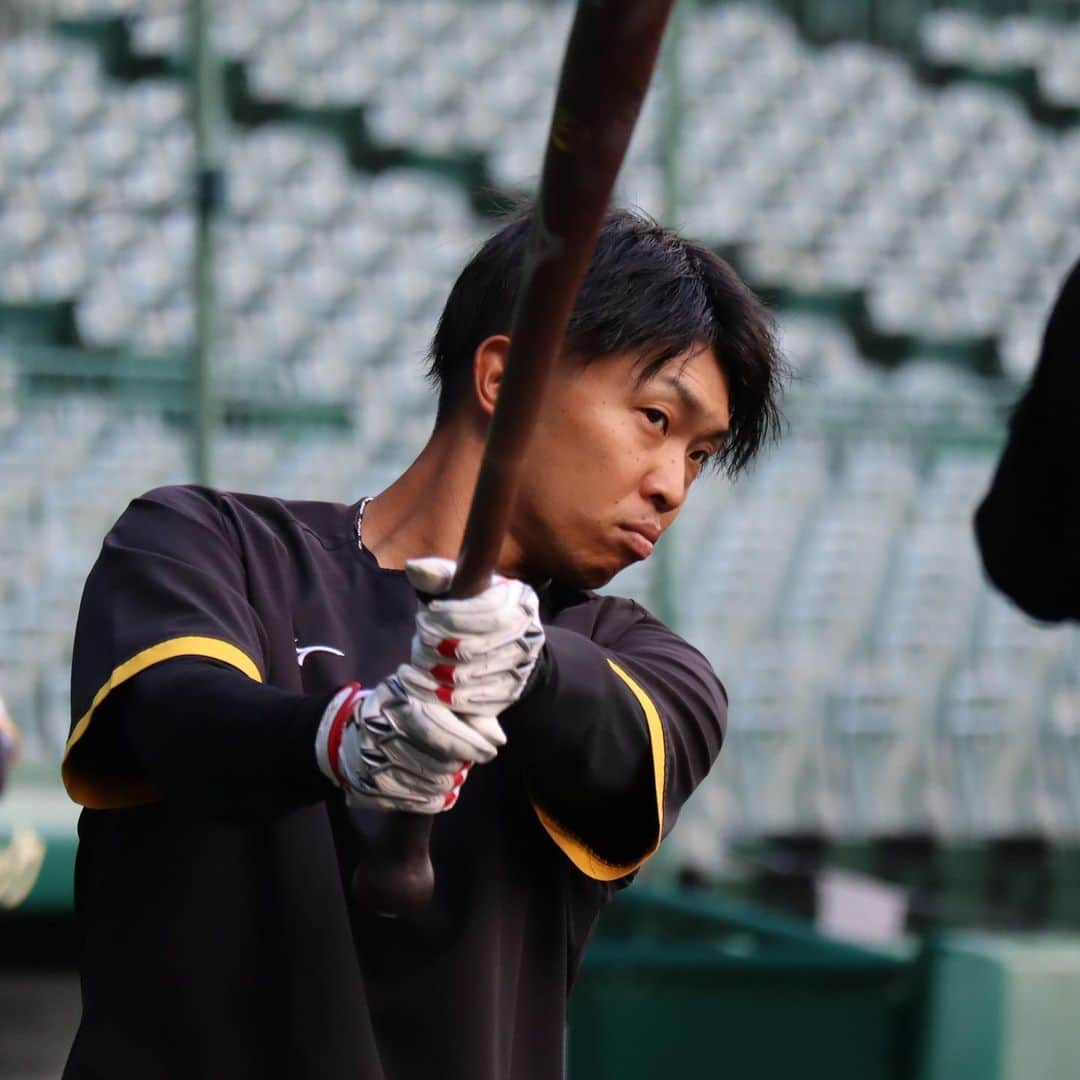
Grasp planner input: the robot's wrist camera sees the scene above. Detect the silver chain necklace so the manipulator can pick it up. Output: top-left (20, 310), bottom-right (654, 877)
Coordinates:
top-left (355, 496), bottom-right (373, 552)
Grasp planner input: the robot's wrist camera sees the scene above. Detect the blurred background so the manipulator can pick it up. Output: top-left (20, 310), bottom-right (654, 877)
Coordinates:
top-left (0, 0), bottom-right (1078, 1077)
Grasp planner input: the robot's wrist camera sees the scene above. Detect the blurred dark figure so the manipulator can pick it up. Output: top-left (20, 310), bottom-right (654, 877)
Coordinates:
top-left (975, 257), bottom-right (1080, 622)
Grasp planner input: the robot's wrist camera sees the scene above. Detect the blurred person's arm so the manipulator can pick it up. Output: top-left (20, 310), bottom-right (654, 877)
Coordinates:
top-left (0, 695), bottom-right (20, 795)
top-left (975, 257), bottom-right (1080, 621)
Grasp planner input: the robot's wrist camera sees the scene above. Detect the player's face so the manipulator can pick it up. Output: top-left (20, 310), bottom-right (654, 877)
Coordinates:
top-left (510, 344), bottom-right (730, 589)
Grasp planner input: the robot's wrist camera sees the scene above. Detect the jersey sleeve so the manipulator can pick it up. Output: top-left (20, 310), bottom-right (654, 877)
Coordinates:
top-left (64, 485), bottom-right (269, 809)
top-left (505, 597), bottom-right (726, 883)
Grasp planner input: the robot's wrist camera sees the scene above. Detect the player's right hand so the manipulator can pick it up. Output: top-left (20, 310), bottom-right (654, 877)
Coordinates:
top-left (400, 556), bottom-right (544, 723)
top-left (313, 673), bottom-right (504, 814)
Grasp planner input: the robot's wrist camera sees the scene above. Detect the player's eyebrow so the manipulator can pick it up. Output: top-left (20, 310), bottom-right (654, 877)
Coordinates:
top-left (653, 372), bottom-right (730, 441)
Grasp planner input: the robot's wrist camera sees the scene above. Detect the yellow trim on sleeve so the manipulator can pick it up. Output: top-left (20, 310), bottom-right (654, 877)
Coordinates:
top-left (531, 658), bottom-right (666, 882)
top-left (62, 635), bottom-right (263, 809)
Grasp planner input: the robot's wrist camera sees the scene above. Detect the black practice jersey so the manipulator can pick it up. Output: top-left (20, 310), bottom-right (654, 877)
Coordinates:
top-left (63, 485), bottom-right (726, 1079)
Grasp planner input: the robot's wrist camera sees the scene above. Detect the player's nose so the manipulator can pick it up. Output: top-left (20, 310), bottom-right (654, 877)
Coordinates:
top-left (641, 455), bottom-right (689, 515)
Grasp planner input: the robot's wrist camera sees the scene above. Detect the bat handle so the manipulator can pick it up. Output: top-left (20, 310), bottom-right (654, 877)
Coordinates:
top-left (351, 812), bottom-right (435, 916)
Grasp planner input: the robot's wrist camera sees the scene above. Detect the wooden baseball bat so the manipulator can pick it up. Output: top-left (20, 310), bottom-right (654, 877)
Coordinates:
top-left (352, 0), bottom-right (678, 917)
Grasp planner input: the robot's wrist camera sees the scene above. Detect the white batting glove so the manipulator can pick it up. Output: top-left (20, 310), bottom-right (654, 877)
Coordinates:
top-left (399, 557), bottom-right (545, 723)
top-left (314, 673), bottom-right (504, 814)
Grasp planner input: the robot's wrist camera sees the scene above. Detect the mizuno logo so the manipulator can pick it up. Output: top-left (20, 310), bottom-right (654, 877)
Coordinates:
top-left (296, 644), bottom-right (345, 667)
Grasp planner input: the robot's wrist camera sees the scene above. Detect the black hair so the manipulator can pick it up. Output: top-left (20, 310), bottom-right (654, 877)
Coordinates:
top-left (427, 205), bottom-right (786, 477)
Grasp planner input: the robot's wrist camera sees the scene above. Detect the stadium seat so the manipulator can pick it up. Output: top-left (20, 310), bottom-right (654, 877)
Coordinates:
top-left (825, 657), bottom-right (940, 835)
top-left (943, 660), bottom-right (1050, 836)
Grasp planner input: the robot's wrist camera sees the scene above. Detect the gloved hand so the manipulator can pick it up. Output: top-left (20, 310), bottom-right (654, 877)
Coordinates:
top-left (314, 672), bottom-right (504, 813)
top-left (398, 556), bottom-right (545, 719)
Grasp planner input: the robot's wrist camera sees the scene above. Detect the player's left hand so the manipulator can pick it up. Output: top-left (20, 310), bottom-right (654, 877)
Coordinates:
top-left (400, 556), bottom-right (545, 718)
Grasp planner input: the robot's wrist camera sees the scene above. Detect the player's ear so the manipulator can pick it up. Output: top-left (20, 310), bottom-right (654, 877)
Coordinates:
top-left (472, 335), bottom-right (510, 419)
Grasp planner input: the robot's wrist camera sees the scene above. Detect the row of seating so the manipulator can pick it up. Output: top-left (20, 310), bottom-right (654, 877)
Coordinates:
top-left (3, 8), bottom-right (1077, 387)
top-left (922, 8), bottom-right (1080, 107)
top-left (2, 86), bottom-right (483, 386)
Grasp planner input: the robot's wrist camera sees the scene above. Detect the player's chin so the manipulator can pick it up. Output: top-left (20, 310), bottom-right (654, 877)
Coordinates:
top-left (566, 552), bottom-right (636, 591)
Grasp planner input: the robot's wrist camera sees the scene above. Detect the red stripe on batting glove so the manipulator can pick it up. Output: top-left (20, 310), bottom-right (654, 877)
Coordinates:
top-left (436, 637), bottom-right (460, 659)
top-left (443, 789), bottom-right (459, 809)
top-left (430, 663), bottom-right (455, 686)
top-left (436, 685), bottom-right (454, 705)
top-left (327, 683), bottom-right (364, 789)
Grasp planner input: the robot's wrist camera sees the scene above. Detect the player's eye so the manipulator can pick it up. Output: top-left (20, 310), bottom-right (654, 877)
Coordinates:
top-left (641, 408), bottom-right (668, 433)
top-left (688, 445), bottom-right (721, 476)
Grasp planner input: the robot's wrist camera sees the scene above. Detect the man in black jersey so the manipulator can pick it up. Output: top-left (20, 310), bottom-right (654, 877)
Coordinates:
top-left (62, 208), bottom-right (785, 1079)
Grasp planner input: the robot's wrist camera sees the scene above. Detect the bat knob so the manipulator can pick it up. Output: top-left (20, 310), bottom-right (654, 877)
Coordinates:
top-left (351, 812), bottom-right (435, 917)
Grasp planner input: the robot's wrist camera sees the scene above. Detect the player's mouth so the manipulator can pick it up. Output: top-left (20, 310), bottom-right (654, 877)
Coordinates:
top-left (618, 522), bottom-right (661, 560)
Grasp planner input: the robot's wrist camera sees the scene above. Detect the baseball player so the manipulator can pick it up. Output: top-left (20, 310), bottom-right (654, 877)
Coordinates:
top-left (61, 209), bottom-right (785, 1079)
